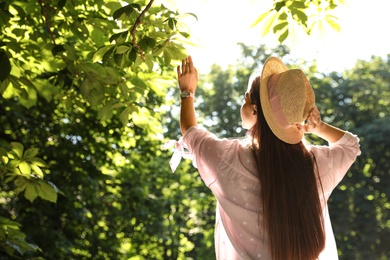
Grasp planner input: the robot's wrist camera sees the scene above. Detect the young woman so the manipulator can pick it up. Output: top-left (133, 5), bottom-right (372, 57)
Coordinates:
top-left (174, 55), bottom-right (361, 259)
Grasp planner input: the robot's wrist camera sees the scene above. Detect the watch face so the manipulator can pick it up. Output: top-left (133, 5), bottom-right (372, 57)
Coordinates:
top-left (181, 90), bottom-right (190, 98)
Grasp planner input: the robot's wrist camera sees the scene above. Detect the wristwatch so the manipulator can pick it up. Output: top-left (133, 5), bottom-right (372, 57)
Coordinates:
top-left (180, 90), bottom-right (194, 99)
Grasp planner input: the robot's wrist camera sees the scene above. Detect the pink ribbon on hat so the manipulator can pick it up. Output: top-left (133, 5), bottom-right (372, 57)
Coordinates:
top-left (268, 75), bottom-right (290, 128)
top-left (162, 138), bottom-right (192, 173)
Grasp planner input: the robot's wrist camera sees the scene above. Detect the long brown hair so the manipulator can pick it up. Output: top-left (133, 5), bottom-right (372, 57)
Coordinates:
top-left (249, 76), bottom-right (325, 260)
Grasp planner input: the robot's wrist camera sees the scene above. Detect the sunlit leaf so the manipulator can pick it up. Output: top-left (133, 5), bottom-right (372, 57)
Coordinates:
top-left (104, 2), bottom-right (122, 16)
top-left (291, 8), bottom-right (308, 26)
top-left (250, 10), bottom-right (271, 28)
top-left (23, 147), bottom-right (39, 160)
top-left (116, 45), bottom-right (131, 54)
top-left (261, 11), bottom-right (278, 37)
top-left (325, 14), bottom-right (341, 32)
top-left (93, 45), bottom-right (114, 63)
top-left (38, 182), bottom-right (58, 203)
top-left (18, 84), bottom-right (37, 109)
top-left (29, 157), bottom-right (48, 167)
top-left (19, 161), bottom-right (31, 175)
top-left (24, 182), bottom-right (38, 203)
top-left (10, 142), bottom-right (24, 159)
top-left (30, 164), bottom-right (44, 178)
top-left (131, 107), bottom-right (150, 127)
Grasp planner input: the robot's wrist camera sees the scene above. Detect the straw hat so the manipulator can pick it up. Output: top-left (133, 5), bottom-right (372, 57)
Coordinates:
top-left (259, 57), bottom-right (315, 144)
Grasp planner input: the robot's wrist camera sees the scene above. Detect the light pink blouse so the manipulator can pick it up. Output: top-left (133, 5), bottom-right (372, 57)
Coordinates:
top-left (181, 126), bottom-right (361, 260)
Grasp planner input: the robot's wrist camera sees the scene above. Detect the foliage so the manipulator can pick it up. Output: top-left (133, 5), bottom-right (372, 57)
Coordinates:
top-left (251, 0), bottom-right (344, 43)
top-left (0, 0), bottom-right (193, 258)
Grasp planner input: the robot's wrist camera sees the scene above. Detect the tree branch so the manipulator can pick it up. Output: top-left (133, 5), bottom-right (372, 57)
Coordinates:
top-left (130, 0), bottom-right (154, 61)
top-left (38, 0), bottom-right (56, 45)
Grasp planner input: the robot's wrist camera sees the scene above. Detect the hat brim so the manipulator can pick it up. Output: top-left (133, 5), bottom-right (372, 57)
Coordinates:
top-left (259, 57), bottom-right (304, 144)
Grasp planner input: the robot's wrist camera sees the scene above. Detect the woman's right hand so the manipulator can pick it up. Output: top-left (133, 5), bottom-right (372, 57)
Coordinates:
top-left (297, 106), bottom-right (323, 134)
top-left (297, 106), bottom-right (345, 143)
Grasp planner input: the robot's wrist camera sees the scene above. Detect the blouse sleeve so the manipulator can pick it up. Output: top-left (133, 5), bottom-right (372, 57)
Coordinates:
top-left (311, 131), bottom-right (361, 196)
top-left (182, 126), bottom-right (236, 186)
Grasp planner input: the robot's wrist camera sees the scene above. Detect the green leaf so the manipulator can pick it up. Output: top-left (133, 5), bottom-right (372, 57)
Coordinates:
top-left (8, 159), bottom-right (21, 168)
top-left (0, 77), bottom-right (10, 94)
top-left (13, 177), bottom-right (27, 194)
top-left (278, 28), bottom-right (289, 43)
top-left (250, 10), bottom-right (271, 28)
top-left (113, 5), bottom-right (133, 20)
top-left (24, 182), bottom-right (38, 203)
top-left (4, 174), bottom-right (17, 184)
top-left (130, 3), bottom-right (141, 11)
top-left (325, 14), bottom-right (341, 32)
top-left (19, 161), bottom-right (31, 175)
top-left (63, 44), bottom-right (77, 60)
top-left (291, 8), bottom-right (308, 25)
top-left (23, 147), bottom-right (39, 160)
top-left (279, 13), bottom-right (288, 20)
top-left (261, 11), bottom-right (278, 37)
top-left (34, 78), bottom-right (59, 102)
top-left (0, 49), bottom-right (11, 82)
top-left (144, 54), bottom-right (154, 71)
top-left (131, 107), bottom-right (150, 127)
top-left (289, 1), bottom-right (306, 9)
top-left (29, 157), bottom-right (48, 167)
top-left (116, 45), bottom-right (131, 54)
top-left (168, 18), bottom-right (176, 30)
top-left (273, 21), bottom-right (288, 33)
top-left (18, 83), bottom-right (37, 109)
top-left (119, 106), bottom-right (132, 126)
top-left (104, 2), bottom-right (123, 16)
top-left (30, 164), bottom-right (44, 178)
top-left (114, 53), bottom-right (124, 67)
top-left (91, 28), bottom-right (106, 46)
top-left (10, 142), bottom-right (24, 159)
top-left (81, 78), bottom-right (91, 97)
top-left (38, 181), bottom-right (58, 203)
top-left (98, 104), bottom-right (114, 121)
top-left (275, 1), bottom-right (286, 11)
top-left (128, 49), bottom-right (137, 62)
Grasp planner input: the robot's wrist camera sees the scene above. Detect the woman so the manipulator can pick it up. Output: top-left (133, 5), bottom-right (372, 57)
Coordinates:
top-left (174, 55), bottom-right (360, 259)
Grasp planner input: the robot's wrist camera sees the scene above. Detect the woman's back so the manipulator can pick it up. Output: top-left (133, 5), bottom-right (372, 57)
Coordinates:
top-left (175, 55), bottom-right (360, 259)
top-left (182, 126), bottom-right (360, 259)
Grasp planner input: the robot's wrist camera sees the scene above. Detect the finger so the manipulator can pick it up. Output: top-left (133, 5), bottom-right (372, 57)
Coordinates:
top-left (181, 59), bottom-right (187, 73)
top-left (186, 57), bottom-right (192, 72)
top-left (296, 123), bottom-right (306, 133)
top-left (177, 65), bottom-right (181, 77)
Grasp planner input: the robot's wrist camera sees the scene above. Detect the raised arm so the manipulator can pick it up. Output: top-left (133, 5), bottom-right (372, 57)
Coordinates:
top-left (297, 106), bottom-right (345, 143)
top-left (177, 56), bottom-right (198, 135)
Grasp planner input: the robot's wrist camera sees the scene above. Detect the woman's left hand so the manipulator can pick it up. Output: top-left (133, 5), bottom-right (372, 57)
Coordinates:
top-left (177, 55), bottom-right (198, 93)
